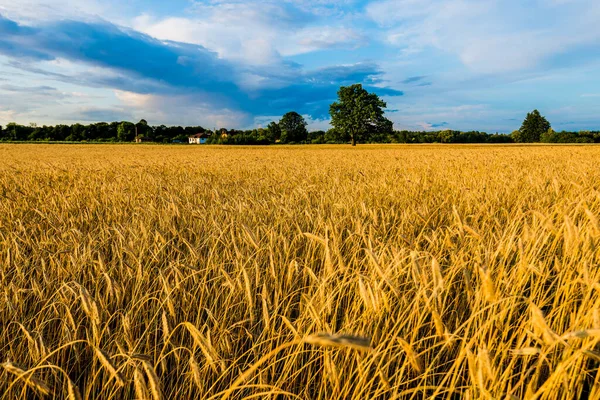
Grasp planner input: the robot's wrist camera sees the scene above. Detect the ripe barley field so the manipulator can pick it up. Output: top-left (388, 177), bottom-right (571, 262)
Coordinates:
top-left (1, 144), bottom-right (600, 399)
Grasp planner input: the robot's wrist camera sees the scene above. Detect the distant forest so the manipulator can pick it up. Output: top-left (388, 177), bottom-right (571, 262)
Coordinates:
top-left (2, 104), bottom-right (599, 145)
top-left (2, 85), bottom-right (599, 145)
top-left (1, 120), bottom-right (599, 144)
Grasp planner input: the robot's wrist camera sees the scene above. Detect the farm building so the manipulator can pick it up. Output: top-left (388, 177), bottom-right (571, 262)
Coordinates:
top-left (189, 133), bottom-right (210, 144)
top-left (134, 135), bottom-right (153, 143)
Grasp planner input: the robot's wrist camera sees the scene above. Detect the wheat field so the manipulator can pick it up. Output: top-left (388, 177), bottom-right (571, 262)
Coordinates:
top-left (1, 144), bottom-right (599, 399)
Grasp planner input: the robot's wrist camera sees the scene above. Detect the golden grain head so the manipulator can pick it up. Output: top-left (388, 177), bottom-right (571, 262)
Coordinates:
top-left (134, 367), bottom-right (149, 400)
top-left (2, 361), bottom-right (52, 396)
top-left (189, 355), bottom-right (202, 389)
top-left (512, 347), bottom-right (542, 356)
top-left (67, 379), bottom-right (83, 400)
top-left (305, 333), bottom-right (372, 351)
top-left (95, 348), bottom-right (125, 387)
top-left (142, 361), bottom-right (164, 400)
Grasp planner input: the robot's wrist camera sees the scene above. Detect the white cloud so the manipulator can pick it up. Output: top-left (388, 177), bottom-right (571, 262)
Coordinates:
top-left (290, 26), bottom-right (366, 55)
top-left (366, 0), bottom-right (436, 25)
top-left (114, 90), bottom-right (155, 108)
top-left (132, 2), bottom-right (365, 66)
top-left (0, 0), bottom-right (108, 22)
top-left (114, 90), bottom-right (251, 128)
top-left (0, 109), bottom-right (17, 123)
top-left (302, 115), bottom-right (332, 131)
top-left (367, 0), bottom-right (600, 74)
top-left (132, 12), bottom-right (280, 65)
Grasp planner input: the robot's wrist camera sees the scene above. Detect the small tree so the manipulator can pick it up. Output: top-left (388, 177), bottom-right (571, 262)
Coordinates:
top-left (325, 128), bottom-right (348, 143)
top-left (66, 123), bottom-right (85, 141)
top-left (329, 84), bottom-right (392, 146)
top-left (517, 110), bottom-right (551, 143)
top-left (540, 128), bottom-right (557, 143)
top-left (510, 130), bottom-right (522, 143)
top-left (136, 119), bottom-right (150, 139)
top-left (279, 112), bottom-right (308, 144)
top-left (5, 123), bottom-right (35, 141)
top-left (266, 121), bottom-right (281, 143)
top-left (117, 122), bottom-right (135, 142)
top-left (307, 130), bottom-right (326, 144)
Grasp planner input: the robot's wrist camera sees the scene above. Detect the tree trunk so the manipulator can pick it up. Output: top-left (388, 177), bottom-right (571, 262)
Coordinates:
top-left (351, 135), bottom-right (356, 146)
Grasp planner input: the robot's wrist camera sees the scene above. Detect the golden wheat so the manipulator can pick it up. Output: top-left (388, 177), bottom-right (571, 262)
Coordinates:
top-left (1, 143), bottom-right (600, 399)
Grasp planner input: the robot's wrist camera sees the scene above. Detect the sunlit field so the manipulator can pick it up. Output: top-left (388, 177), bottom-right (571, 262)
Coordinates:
top-left (1, 144), bottom-right (600, 399)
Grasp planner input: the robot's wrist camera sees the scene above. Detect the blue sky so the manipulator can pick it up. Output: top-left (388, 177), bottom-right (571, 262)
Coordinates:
top-left (1, 0), bottom-right (599, 132)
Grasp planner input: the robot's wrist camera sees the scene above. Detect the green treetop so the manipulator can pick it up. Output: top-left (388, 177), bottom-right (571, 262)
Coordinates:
top-left (514, 109), bottom-right (551, 143)
top-left (329, 84), bottom-right (392, 146)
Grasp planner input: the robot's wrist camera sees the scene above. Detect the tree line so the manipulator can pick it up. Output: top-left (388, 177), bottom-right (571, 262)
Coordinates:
top-left (0, 120), bottom-right (203, 143)
top-left (1, 85), bottom-right (598, 145)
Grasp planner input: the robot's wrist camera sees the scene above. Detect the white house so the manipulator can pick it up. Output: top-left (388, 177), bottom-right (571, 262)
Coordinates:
top-left (189, 133), bottom-right (210, 144)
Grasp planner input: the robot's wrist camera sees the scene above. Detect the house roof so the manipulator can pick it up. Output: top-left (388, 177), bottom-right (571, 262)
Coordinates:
top-left (190, 133), bottom-right (210, 138)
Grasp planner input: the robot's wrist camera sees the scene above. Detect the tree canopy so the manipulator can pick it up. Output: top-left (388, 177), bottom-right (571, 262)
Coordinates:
top-left (329, 84), bottom-right (392, 146)
top-left (279, 112), bottom-right (308, 144)
top-left (266, 121), bottom-right (282, 143)
top-left (513, 109), bottom-right (551, 143)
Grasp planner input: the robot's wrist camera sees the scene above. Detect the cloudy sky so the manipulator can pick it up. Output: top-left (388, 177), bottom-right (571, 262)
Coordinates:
top-left (1, 0), bottom-right (599, 132)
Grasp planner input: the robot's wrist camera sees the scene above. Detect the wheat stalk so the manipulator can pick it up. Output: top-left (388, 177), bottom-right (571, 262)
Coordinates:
top-left (142, 360), bottom-right (163, 400)
top-left (95, 348), bottom-right (125, 387)
top-left (2, 361), bottom-right (52, 396)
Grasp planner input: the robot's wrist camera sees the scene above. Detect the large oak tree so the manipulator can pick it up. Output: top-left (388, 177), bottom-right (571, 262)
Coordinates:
top-left (329, 84), bottom-right (393, 146)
